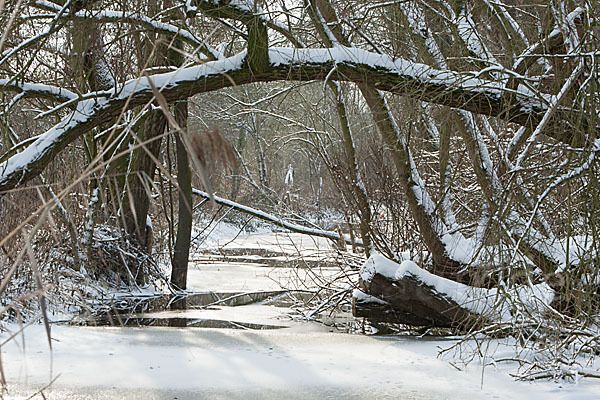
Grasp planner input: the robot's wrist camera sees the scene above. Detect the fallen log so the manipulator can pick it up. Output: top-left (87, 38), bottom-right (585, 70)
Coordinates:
top-left (353, 275), bottom-right (483, 329)
top-left (353, 277), bottom-right (481, 329)
top-left (192, 188), bottom-right (361, 247)
top-left (353, 254), bottom-right (554, 329)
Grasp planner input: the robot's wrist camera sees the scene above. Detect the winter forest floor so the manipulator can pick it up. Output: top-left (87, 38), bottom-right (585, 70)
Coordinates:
top-left (1, 228), bottom-right (600, 399)
top-left (5, 324), bottom-right (594, 400)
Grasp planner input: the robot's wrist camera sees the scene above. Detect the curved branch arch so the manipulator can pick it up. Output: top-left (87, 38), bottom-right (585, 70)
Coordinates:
top-left (0, 46), bottom-right (583, 195)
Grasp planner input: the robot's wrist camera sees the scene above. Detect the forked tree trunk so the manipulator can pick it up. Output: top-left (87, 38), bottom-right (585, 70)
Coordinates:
top-left (122, 0), bottom-right (169, 255)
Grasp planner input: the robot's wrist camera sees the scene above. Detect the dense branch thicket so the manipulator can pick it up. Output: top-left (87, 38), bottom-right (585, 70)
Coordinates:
top-left (1, 0), bottom-right (600, 379)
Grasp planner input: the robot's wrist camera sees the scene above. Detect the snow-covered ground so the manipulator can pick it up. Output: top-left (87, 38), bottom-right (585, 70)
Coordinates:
top-left (2, 225), bottom-right (599, 399)
top-left (3, 323), bottom-right (599, 400)
top-left (196, 225), bottom-right (341, 256)
top-left (187, 259), bottom-right (342, 293)
top-left (189, 222), bottom-right (347, 292)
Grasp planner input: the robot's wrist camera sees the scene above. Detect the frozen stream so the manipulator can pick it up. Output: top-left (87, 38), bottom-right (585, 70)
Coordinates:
top-left (0, 324), bottom-right (576, 400)
top-left (1, 231), bottom-right (597, 399)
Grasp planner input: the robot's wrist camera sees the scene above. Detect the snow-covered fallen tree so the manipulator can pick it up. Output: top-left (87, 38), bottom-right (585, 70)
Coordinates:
top-left (354, 254), bottom-right (555, 329)
top-left (192, 188), bottom-right (361, 247)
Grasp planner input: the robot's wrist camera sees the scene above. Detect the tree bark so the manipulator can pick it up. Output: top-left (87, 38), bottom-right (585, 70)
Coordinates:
top-left (171, 101), bottom-right (192, 291)
top-left (354, 273), bottom-right (482, 329)
top-left (123, 110), bottom-right (166, 247)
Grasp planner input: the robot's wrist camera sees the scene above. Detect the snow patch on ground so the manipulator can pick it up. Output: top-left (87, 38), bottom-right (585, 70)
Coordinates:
top-left (194, 219), bottom-right (339, 255)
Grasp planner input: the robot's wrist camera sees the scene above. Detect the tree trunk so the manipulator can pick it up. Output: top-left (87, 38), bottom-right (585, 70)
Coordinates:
top-left (230, 127), bottom-right (247, 200)
top-left (307, 0), bottom-right (466, 281)
top-left (122, 2), bottom-right (169, 252)
top-left (330, 82), bottom-right (373, 257)
top-left (171, 101), bottom-right (192, 291)
top-left (123, 110), bottom-right (166, 247)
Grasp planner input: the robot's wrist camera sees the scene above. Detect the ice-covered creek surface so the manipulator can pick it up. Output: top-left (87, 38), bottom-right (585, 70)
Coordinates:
top-left (2, 232), bottom-right (598, 399)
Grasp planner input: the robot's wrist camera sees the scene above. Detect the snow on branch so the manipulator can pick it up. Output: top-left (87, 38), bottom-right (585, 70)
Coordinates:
top-left (0, 79), bottom-right (78, 103)
top-left (0, 52), bottom-right (247, 194)
top-left (512, 7), bottom-right (585, 78)
top-left (192, 188), bottom-right (360, 246)
top-left (0, 46), bottom-right (580, 195)
top-left (191, 0), bottom-right (305, 48)
top-left (31, 0), bottom-right (221, 60)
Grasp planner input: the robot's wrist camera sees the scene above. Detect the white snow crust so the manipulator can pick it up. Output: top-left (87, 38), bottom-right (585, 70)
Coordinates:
top-left (3, 324), bottom-right (598, 400)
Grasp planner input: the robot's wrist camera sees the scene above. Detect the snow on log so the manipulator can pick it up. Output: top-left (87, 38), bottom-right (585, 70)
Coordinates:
top-left (353, 254), bottom-right (554, 329)
top-left (192, 188), bottom-right (360, 246)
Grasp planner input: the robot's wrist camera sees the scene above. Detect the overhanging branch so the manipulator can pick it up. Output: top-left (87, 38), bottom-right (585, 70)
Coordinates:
top-left (0, 46), bottom-right (583, 195)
